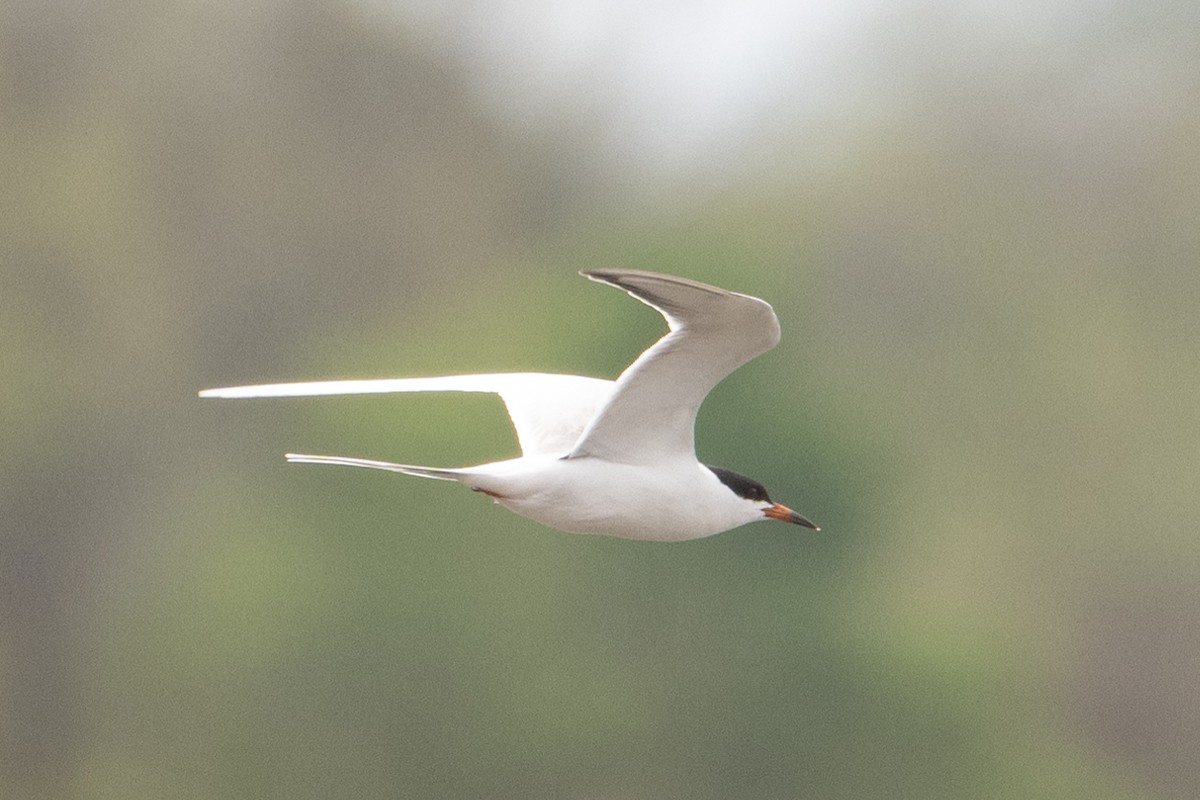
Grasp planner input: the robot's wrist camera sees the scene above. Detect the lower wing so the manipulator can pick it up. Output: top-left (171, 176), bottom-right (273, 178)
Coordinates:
top-left (200, 373), bottom-right (614, 457)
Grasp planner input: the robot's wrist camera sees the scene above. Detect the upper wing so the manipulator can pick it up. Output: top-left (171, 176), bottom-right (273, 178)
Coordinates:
top-left (567, 270), bottom-right (782, 464)
top-left (200, 373), bottom-right (615, 457)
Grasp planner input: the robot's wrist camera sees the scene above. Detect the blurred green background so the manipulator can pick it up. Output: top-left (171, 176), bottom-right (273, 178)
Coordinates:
top-left (4, 1), bottom-right (1198, 798)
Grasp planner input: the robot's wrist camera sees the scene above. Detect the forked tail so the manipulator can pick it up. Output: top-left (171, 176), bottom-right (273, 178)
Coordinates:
top-left (284, 453), bottom-right (464, 481)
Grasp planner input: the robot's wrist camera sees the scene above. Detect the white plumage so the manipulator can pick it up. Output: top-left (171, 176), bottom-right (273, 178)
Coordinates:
top-left (200, 270), bottom-right (817, 540)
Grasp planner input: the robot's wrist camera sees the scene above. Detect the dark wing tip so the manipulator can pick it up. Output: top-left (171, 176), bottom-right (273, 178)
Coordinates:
top-left (580, 270), bottom-right (736, 315)
top-left (580, 269), bottom-right (644, 291)
top-left (581, 269), bottom-right (724, 294)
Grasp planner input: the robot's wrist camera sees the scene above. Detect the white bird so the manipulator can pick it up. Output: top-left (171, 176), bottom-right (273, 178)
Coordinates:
top-left (199, 270), bottom-right (818, 541)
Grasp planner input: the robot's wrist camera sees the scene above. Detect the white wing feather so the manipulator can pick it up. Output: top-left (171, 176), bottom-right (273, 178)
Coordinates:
top-left (200, 271), bottom-right (780, 465)
top-left (569, 271), bottom-right (781, 464)
top-left (200, 373), bottom-right (614, 456)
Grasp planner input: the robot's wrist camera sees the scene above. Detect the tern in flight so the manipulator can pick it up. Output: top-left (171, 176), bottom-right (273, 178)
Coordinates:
top-left (200, 270), bottom-right (818, 540)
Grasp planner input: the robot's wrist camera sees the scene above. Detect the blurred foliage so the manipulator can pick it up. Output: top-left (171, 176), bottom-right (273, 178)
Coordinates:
top-left (3, 1), bottom-right (1198, 798)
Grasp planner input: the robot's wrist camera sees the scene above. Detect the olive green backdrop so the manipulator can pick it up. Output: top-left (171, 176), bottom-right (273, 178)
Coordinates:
top-left (4, 2), bottom-right (1197, 798)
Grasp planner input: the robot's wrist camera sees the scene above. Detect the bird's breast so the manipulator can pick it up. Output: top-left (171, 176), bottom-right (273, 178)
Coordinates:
top-left (478, 457), bottom-right (737, 541)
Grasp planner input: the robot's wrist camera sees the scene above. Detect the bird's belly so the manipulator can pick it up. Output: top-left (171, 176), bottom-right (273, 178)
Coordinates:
top-left (486, 459), bottom-right (731, 541)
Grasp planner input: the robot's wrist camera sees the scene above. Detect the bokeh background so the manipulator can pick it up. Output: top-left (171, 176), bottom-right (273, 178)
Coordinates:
top-left (4, 1), bottom-right (1198, 797)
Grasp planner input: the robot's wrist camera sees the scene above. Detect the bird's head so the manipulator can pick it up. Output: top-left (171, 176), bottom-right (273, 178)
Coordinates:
top-left (706, 465), bottom-right (819, 531)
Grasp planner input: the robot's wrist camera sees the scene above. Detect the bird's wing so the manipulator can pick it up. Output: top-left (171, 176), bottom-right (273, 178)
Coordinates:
top-left (200, 373), bottom-right (615, 457)
top-left (568, 270), bottom-right (782, 464)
